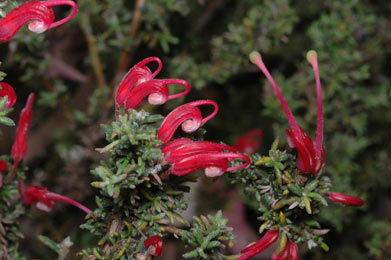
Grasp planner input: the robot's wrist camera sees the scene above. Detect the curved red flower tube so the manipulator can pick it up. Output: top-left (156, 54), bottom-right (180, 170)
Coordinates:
top-left (116, 57), bottom-right (162, 117)
top-left (0, 159), bottom-right (8, 187)
top-left (0, 0), bottom-right (77, 42)
top-left (239, 231), bottom-right (298, 260)
top-left (238, 230), bottom-right (279, 260)
top-left (0, 82), bottom-right (17, 109)
top-left (22, 185), bottom-right (92, 214)
top-left (124, 78), bottom-right (190, 110)
top-left (325, 191), bottom-right (364, 207)
top-left (250, 50), bottom-right (324, 175)
top-left (144, 236), bottom-right (163, 256)
top-left (11, 93), bottom-right (35, 178)
top-left (158, 100), bottom-right (218, 145)
top-left (162, 138), bottom-right (236, 164)
top-left (173, 152), bottom-right (250, 177)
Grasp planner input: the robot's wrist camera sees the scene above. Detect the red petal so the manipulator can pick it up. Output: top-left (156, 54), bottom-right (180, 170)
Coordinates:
top-left (11, 93), bottom-right (35, 162)
top-left (0, 1), bottom-right (54, 42)
top-left (327, 192), bottom-right (364, 206)
top-left (23, 185), bottom-right (53, 209)
top-left (0, 83), bottom-right (17, 109)
top-left (240, 230), bottom-right (279, 256)
top-left (144, 236), bottom-right (163, 256)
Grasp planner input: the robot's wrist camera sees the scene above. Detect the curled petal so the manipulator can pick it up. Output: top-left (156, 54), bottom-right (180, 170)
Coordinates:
top-left (124, 78), bottom-right (190, 109)
top-left (234, 128), bottom-right (263, 154)
top-left (158, 100), bottom-right (218, 145)
top-left (0, 82), bottom-right (17, 109)
top-left (144, 236), bottom-right (163, 256)
top-left (23, 185), bottom-right (54, 210)
top-left (116, 57), bottom-right (162, 109)
top-left (172, 152), bottom-right (250, 177)
top-left (286, 128), bottom-right (324, 174)
top-left (289, 241), bottom-right (299, 260)
top-left (326, 192), bottom-right (364, 206)
top-left (271, 244), bottom-right (289, 260)
top-left (161, 138), bottom-right (194, 157)
top-left (0, 160), bottom-right (8, 172)
top-left (239, 230), bottom-right (279, 260)
top-left (11, 93), bottom-right (35, 178)
top-left (0, 0), bottom-right (77, 42)
top-left (0, 1), bottom-right (54, 42)
top-left (163, 139), bottom-right (236, 164)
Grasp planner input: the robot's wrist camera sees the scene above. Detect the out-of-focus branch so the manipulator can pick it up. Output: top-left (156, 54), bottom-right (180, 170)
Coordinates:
top-left (80, 13), bottom-right (106, 90)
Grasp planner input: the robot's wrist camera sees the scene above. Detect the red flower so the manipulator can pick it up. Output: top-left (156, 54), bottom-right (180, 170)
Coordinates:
top-left (0, 159), bottom-right (8, 187)
top-left (250, 51), bottom-right (324, 175)
top-left (115, 57), bottom-right (190, 118)
top-left (271, 240), bottom-right (298, 260)
top-left (124, 78), bottom-right (190, 110)
top-left (11, 93), bottom-right (35, 178)
top-left (163, 138), bottom-right (236, 164)
top-left (0, 82), bottom-right (17, 109)
top-left (234, 128), bottom-right (263, 154)
top-left (158, 100), bottom-right (218, 145)
top-left (116, 57), bottom-right (162, 117)
top-left (325, 192), bottom-right (364, 207)
top-left (238, 230), bottom-right (279, 260)
top-left (144, 236), bottom-right (163, 256)
top-left (0, 0), bottom-right (77, 42)
top-left (162, 138), bottom-right (249, 177)
top-left (22, 185), bottom-right (92, 214)
top-left (239, 231), bottom-right (298, 260)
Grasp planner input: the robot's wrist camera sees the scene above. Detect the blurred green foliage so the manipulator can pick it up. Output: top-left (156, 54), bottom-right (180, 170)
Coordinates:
top-left (0, 0), bottom-right (390, 259)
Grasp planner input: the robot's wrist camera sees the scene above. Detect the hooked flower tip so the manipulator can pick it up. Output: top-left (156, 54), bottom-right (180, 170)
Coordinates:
top-left (249, 51), bottom-right (262, 64)
top-left (306, 50), bottom-right (318, 64)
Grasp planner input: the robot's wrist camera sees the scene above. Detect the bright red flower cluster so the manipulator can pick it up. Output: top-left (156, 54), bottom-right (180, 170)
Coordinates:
top-left (250, 51), bottom-right (324, 175)
top-left (0, 0), bottom-right (77, 42)
top-left (115, 57), bottom-right (190, 119)
top-left (116, 57), bottom-right (251, 180)
top-left (0, 82), bottom-right (17, 109)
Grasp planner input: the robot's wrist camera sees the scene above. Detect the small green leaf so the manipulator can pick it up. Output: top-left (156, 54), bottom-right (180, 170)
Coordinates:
top-left (0, 116), bottom-right (15, 126)
top-left (38, 235), bottom-right (60, 253)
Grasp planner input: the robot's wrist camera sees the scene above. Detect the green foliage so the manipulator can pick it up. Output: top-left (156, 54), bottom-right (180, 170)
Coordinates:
top-left (80, 109), bottom-right (191, 259)
top-left (0, 158), bottom-right (25, 260)
top-left (182, 211), bottom-right (235, 260)
top-left (231, 140), bottom-right (331, 251)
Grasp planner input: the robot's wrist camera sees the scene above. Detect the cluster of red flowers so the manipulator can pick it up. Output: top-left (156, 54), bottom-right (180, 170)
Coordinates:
top-left (115, 57), bottom-right (251, 180)
top-left (0, 0), bottom-right (92, 216)
top-left (235, 51), bottom-right (364, 260)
